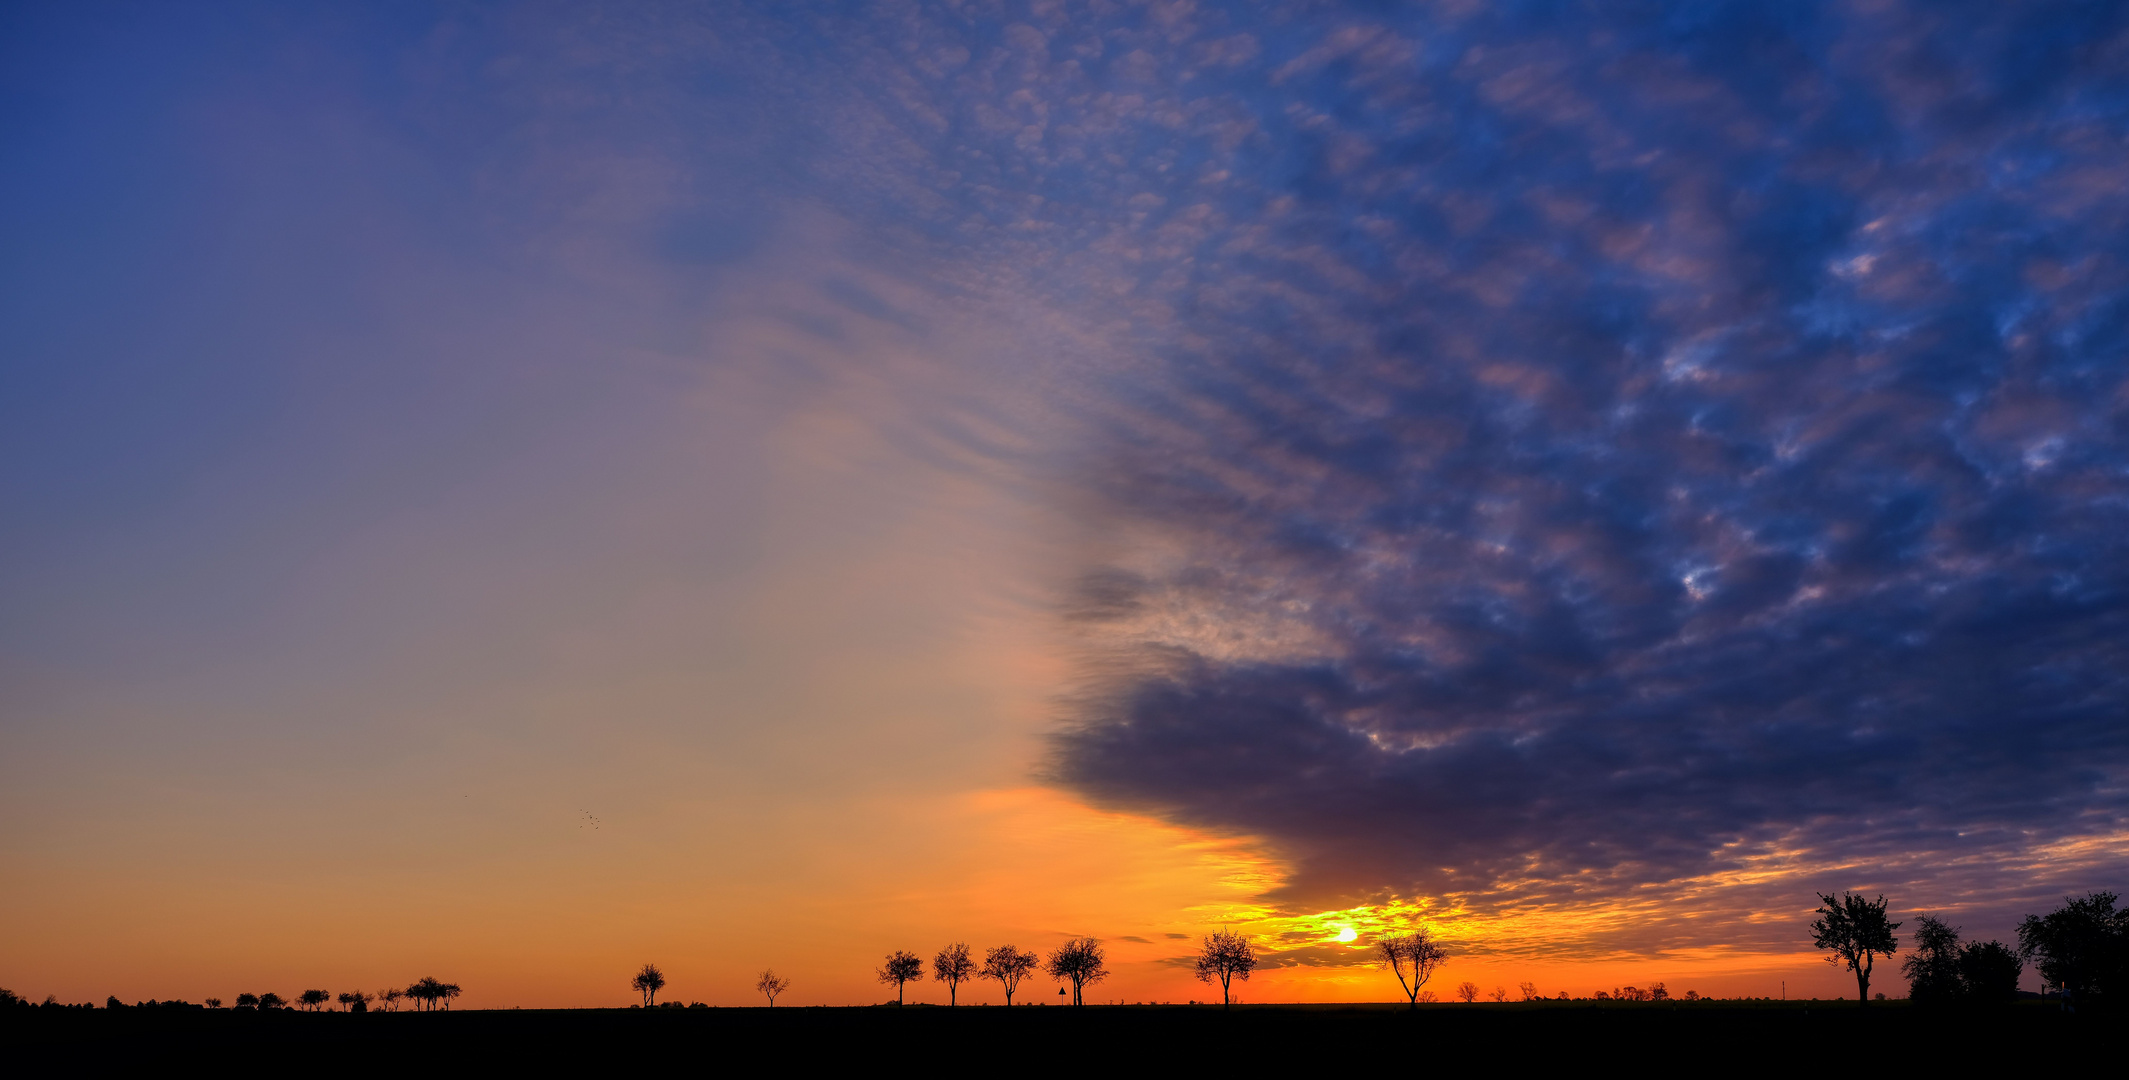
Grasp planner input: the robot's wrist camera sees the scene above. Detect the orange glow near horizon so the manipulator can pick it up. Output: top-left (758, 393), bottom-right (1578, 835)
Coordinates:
top-left (2, 774), bottom-right (1880, 1007)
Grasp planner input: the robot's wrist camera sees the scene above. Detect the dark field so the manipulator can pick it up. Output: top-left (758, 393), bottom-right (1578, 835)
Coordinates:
top-left (7, 1002), bottom-right (2115, 1072)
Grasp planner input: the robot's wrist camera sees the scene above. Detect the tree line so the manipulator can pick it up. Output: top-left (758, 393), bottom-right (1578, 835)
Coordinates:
top-left (0, 977), bottom-right (468, 1014)
top-left (9, 890), bottom-right (2120, 1011)
top-left (1811, 890), bottom-right (2126, 1007)
top-left (871, 934), bottom-right (1257, 1008)
top-left (628, 932), bottom-right (1259, 1011)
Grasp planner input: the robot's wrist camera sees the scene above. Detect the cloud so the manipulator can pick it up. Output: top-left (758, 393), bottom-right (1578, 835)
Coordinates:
top-left (933, 0), bottom-right (2129, 938)
top-left (497, 0), bottom-right (2129, 945)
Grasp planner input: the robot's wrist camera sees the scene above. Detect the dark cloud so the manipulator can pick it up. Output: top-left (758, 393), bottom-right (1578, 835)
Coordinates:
top-left (756, 1), bottom-right (2129, 942)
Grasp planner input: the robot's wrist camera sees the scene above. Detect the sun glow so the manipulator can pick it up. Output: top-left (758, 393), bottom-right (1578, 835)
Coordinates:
top-left (1334, 926), bottom-right (1358, 943)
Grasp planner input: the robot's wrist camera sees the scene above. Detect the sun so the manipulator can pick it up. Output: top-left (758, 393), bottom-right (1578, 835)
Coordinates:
top-left (1334, 926), bottom-right (1358, 943)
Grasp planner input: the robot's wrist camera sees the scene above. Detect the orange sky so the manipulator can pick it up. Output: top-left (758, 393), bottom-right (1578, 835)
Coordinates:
top-left (0, 204), bottom-right (1950, 1011)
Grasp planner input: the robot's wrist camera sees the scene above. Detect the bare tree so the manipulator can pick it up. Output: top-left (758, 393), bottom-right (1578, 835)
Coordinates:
top-left (933, 943), bottom-right (976, 1006)
top-left (632, 963), bottom-right (667, 1007)
top-left (1456, 981), bottom-right (1480, 1003)
top-left (1045, 938), bottom-right (1108, 1006)
top-left (1810, 892), bottom-right (1901, 1004)
top-left (1489, 985), bottom-right (1508, 1002)
top-left (878, 950), bottom-right (924, 1005)
top-left (378, 987), bottom-right (403, 1012)
top-left (1518, 982), bottom-right (1539, 1002)
top-left (1377, 929), bottom-right (1448, 1009)
top-left (980, 945), bottom-right (1039, 1005)
top-left (756, 969), bottom-right (790, 1007)
top-left (1193, 929), bottom-right (1257, 1008)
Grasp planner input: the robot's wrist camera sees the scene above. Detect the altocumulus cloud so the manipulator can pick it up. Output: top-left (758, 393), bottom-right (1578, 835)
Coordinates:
top-left (768, 0), bottom-right (2129, 930)
top-left (753, 1), bottom-right (2129, 939)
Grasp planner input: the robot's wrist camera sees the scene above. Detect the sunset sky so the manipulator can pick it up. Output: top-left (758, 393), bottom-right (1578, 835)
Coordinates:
top-left (5, 1), bottom-right (2127, 1008)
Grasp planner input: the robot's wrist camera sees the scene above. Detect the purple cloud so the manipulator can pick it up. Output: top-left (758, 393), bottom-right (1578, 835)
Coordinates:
top-left (889, 0), bottom-right (2129, 944)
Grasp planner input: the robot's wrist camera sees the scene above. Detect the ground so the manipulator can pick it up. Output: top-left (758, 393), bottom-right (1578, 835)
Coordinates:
top-left (4, 1000), bottom-right (2110, 1072)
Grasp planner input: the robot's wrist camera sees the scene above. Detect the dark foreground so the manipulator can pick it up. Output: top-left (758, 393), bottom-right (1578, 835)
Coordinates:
top-left (6, 1001), bottom-right (2116, 1071)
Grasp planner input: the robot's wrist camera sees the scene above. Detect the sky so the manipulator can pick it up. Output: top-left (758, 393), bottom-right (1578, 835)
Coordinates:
top-left (3, 0), bottom-right (2127, 1007)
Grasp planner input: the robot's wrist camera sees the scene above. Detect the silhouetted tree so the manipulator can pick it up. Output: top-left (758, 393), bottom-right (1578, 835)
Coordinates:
top-left (1376, 930), bottom-right (1447, 1009)
top-left (235, 993), bottom-right (259, 1010)
top-left (1810, 892), bottom-right (1901, 1004)
top-left (757, 969), bottom-right (789, 1007)
top-left (0, 989), bottom-right (21, 1008)
top-left (205, 997), bottom-right (223, 1009)
top-left (1456, 981), bottom-right (1480, 1003)
top-left (933, 943), bottom-right (976, 1006)
top-left (336, 990), bottom-right (373, 1013)
top-left (378, 987), bottom-right (403, 1012)
top-left (878, 950), bottom-right (924, 1005)
top-left (1193, 929), bottom-right (1257, 1008)
top-left (1044, 938), bottom-right (1108, 1006)
top-left (257, 992), bottom-right (287, 1010)
top-left (1903, 914), bottom-right (1965, 1004)
top-left (1903, 913), bottom-right (2025, 1006)
top-left (1959, 940), bottom-right (2023, 1003)
top-left (408, 977), bottom-right (458, 1012)
top-left (980, 945), bottom-right (1039, 1005)
top-left (298, 989), bottom-right (330, 1011)
top-left (1518, 982), bottom-right (1539, 1002)
top-left (632, 963), bottom-right (667, 1007)
top-left (2019, 892), bottom-right (2126, 1007)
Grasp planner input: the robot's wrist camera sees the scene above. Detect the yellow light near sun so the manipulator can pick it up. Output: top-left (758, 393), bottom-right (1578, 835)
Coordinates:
top-left (1334, 927), bottom-right (1358, 943)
